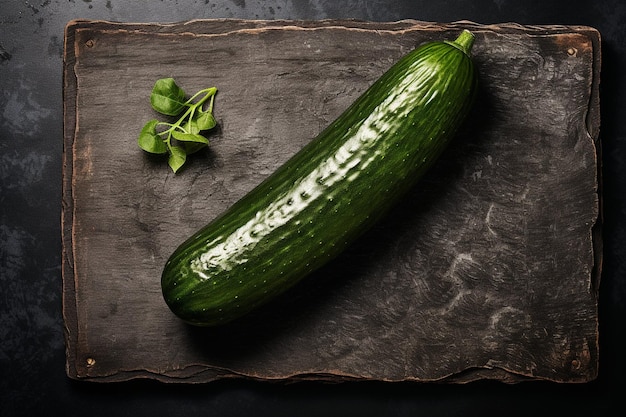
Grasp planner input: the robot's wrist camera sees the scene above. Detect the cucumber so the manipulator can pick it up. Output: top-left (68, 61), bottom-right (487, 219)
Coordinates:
top-left (162, 30), bottom-right (478, 326)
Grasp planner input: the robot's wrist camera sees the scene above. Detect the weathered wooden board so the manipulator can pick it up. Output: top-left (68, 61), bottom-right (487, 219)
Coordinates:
top-left (62, 19), bottom-right (601, 383)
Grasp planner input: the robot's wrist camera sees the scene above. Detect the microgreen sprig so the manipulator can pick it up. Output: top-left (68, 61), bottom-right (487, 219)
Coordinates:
top-left (138, 78), bottom-right (218, 173)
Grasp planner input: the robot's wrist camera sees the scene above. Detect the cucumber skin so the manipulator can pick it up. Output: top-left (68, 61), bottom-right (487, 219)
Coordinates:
top-left (162, 32), bottom-right (478, 326)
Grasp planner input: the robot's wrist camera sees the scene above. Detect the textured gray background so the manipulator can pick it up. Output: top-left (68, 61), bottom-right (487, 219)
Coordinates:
top-left (1, 0), bottom-right (624, 416)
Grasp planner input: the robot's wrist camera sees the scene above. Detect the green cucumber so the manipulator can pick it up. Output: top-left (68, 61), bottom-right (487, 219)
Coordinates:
top-left (162, 30), bottom-right (478, 326)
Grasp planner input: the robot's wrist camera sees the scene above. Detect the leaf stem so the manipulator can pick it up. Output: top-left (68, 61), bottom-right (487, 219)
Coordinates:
top-left (186, 87), bottom-right (217, 106)
top-left (207, 94), bottom-right (216, 113)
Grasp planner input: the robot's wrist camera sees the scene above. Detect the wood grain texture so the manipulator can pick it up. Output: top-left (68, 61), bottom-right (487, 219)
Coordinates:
top-left (62, 19), bottom-right (601, 383)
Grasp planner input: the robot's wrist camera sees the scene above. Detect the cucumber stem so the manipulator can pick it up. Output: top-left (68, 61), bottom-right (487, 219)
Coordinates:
top-left (452, 29), bottom-right (475, 55)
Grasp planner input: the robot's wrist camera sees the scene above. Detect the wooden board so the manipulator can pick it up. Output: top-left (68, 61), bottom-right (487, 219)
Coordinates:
top-left (62, 19), bottom-right (601, 383)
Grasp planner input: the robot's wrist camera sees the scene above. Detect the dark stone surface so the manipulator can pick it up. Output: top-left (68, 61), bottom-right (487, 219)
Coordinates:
top-left (1, 1), bottom-right (625, 416)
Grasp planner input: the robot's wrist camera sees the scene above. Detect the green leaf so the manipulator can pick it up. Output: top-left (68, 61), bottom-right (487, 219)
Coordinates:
top-left (139, 79), bottom-right (218, 174)
top-left (182, 141), bottom-right (207, 155)
top-left (195, 110), bottom-right (217, 130)
top-left (182, 118), bottom-right (200, 135)
top-left (168, 145), bottom-right (187, 173)
top-left (139, 119), bottom-right (159, 137)
top-left (171, 129), bottom-right (209, 144)
top-left (150, 78), bottom-right (187, 116)
top-left (138, 120), bottom-right (167, 154)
